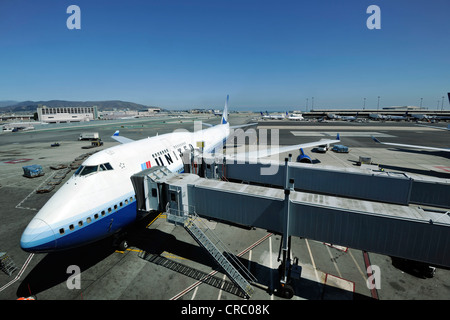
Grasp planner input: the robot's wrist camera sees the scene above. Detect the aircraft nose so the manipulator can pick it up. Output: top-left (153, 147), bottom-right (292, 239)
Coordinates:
top-left (20, 218), bottom-right (56, 253)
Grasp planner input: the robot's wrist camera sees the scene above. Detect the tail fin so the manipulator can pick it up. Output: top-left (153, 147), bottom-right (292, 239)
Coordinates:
top-left (221, 95), bottom-right (229, 125)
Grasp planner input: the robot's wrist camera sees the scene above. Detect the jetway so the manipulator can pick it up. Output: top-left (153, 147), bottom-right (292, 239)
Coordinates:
top-left (193, 154), bottom-right (450, 209)
top-left (131, 164), bottom-right (450, 299)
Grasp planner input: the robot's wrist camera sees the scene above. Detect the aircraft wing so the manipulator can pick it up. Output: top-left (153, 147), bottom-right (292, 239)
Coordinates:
top-left (416, 124), bottom-right (450, 131)
top-left (111, 130), bottom-right (134, 144)
top-left (230, 134), bottom-right (340, 161)
top-left (371, 136), bottom-right (450, 152)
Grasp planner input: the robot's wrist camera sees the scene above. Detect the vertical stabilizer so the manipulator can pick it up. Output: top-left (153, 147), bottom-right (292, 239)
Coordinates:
top-left (221, 95), bottom-right (229, 125)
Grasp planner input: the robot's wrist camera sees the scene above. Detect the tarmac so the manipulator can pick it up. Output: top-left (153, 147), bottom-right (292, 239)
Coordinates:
top-left (0, 114), bottom-right (449, 302)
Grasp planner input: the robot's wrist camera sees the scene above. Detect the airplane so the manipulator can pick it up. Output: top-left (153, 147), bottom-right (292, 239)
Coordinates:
top-left (287, 112), bottom-right (304, 121)
top-left (20, 96), bottom-right (340, 253)
top-left (341, 112), bottom-right (359, 122)
top-left (387, 112), bottom-right (409, 121)
top-left (410, 114), bottom-right (430, 122)
top-left (327, 113), bottom-right (342, 120)
top-left (369, 113), bottom-right (388, 121)
top-left (260, 111), bottom-right (286, 120)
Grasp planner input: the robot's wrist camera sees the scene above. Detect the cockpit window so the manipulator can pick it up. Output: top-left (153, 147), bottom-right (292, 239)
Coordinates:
top-left (104, 162), bottom-right (113, 170)
top-left (79, 165), bottom-right (98, 176)
top-left (75, 163), bottom-right (114, 177)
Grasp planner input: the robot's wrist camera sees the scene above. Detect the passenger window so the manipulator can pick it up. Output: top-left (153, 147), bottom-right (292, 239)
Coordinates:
top-left (101, 210), bottom-right (106, 216)
top-left (78, 221), bottom-right (83, 227)
top-left (114, 204), bottom-right (118, 210)
top-left (69, 224), bottom-right (74, 231)
top-left (87, 217), bottom-right (92, 223)
top-left (94, 213), bottom-right (99, 220)
top-left (108, 208), bottom-right (112, 213)
top-left (59, 228), bottom-right (65, 235)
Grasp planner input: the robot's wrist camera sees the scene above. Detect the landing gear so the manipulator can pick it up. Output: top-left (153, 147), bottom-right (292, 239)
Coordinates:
top-left (113, 232), bottom-right (129, 251)
top-left (118, 240), bottom-right (129, 251)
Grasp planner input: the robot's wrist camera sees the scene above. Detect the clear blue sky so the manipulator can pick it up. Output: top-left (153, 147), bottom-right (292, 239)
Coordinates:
top-left (0, 0), bottom-right (449, 110)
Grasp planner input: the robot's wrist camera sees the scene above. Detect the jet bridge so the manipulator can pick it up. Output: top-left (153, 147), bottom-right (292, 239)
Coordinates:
top-left (131, 165), bottom-right (450, 299)
top-left (190, 153), bottom-right (450, 208)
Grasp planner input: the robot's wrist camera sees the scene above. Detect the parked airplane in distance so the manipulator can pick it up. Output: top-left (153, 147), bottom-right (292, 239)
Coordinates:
top-left (327, 113), bottom-right (342, 120)
top-left (341, 112), bottom-right (359, 121)
top-left (260, 111), bottom-right (286, 120)
top-left (387, 112), bottom-right (409, 121)
top-left (287, 112), bottom-right (304, 121)
top-left (21, 96), bottom-right (339, 253)
top-left (369, 113), bottom-right (388, 121)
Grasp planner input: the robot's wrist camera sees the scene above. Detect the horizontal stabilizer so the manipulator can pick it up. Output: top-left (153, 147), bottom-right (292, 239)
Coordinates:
top-left (111, 130), bottom-right (134, 144)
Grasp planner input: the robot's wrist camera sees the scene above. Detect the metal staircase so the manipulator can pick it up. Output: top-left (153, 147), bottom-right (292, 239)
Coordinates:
top-left (167, 208), bottom-right (256, 299)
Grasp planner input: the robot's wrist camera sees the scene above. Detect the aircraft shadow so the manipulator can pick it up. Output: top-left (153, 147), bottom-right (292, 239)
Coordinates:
top-left (16, 236), bottom-right (117, 298)
top-left (17, 215), bottom-right (374, 300)
top-left (231, 255), bottom-right (374, 300)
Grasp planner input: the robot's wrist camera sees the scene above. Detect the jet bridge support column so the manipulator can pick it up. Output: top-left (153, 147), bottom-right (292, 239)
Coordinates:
top-left (277, 157), bottom-right (301, 299)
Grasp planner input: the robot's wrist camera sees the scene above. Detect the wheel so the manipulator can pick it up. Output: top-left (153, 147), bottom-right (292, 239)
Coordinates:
top-left (118, 240), bottom-right (129, 251)
top-left (280, 284), bottom-right (294, 299)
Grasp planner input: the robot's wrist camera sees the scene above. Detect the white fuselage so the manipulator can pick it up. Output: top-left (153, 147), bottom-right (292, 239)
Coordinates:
top-left (20, 123), bottom-right (230, 252)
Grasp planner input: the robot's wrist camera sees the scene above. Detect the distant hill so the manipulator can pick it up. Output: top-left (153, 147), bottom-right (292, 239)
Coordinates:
top-left (0, 100), bottom-right (19, 108)
top-left (0, 100), bottom-right (163, 113)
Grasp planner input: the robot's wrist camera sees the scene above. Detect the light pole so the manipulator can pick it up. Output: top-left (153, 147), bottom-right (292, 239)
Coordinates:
top-left (377, 96), bottom-right (380, 111)
top-left (363, 98), bottom-right (366, 110)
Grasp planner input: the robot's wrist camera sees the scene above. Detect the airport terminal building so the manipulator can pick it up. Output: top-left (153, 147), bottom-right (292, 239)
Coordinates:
top-left (37, 106), bottom-right (98, 123)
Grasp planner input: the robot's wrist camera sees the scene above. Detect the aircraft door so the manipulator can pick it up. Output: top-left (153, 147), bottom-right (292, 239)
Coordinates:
top-left (168, 185), bottom-right (182, 216)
